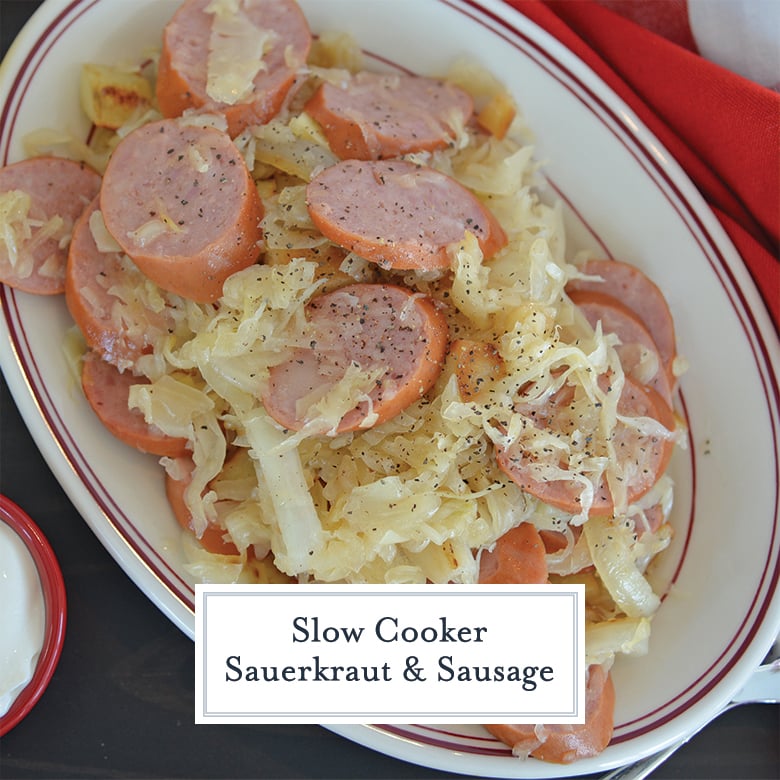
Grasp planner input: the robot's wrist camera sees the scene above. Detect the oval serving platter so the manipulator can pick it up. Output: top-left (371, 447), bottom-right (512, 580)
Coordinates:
top-left (1, 0), bottom-right (778, 776)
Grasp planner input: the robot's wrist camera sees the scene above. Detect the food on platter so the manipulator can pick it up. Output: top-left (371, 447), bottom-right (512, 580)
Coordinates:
top-left (0, 0), bottom-right (687, 763)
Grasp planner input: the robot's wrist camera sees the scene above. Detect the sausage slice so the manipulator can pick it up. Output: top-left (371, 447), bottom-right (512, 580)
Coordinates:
top-left (478, 522), bottom-right (548, 585)
top-left (570, 289), bottom-right (674, 405)
top-left (306, 159), bottom-right (507, 271)
top-left (80, 352), bottom-right (189, 458)
top-left (156, 0), bottom-right (311, 137)
top-left (567, 259), bottom-right (677, 377)
top-left (486, 664), bottom-right (615, 763)
top-left (262, 283), bottom-right (448, 433)
top-left (165, 456), bottom-right (240, 556)
top-left (65, 196), bottom-right (175, 369)
top-left (0, 157), bottom-right (101, 294)
top-left (304, 71), bottom-right (473, 160)
top-left (99, 118), bottom-right (264, 302)
top-left (496, 375), bottom-right (675, 517)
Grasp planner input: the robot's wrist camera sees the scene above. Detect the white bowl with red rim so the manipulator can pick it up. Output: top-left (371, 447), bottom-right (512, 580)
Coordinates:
top-left (0, 495), bottom-right (67, 737)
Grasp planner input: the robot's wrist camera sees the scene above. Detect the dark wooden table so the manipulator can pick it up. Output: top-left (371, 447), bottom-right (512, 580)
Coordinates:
top-left (0, 2), bottom-right (777, 778)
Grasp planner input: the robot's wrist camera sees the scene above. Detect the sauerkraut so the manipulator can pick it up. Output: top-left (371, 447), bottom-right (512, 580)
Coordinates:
top-left (0, 190), bottom-right (69, 280)
top-left (204, 0), bottom-right (276, 105)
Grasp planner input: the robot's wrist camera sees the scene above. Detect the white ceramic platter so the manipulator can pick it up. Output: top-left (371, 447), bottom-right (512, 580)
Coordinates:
top-left (1, 0), bottom-right (778, 776)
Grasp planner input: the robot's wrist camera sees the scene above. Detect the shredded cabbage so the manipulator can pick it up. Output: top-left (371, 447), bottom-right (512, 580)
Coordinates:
top-left (0, 190), bottom-right (69, 279)
top-left (586, 617), bottom-right (651, 666)
top-left (204, 0), bottom-right (275, 105)
top-left (0, 190), bottom-right (33, 271)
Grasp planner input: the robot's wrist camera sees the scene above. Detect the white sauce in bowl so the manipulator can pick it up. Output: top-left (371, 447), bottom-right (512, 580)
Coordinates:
top-left (0, 521), bottom-right (45, 717)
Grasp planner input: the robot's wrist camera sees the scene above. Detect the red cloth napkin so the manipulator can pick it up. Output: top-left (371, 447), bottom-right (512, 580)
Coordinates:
top-left (503, 0), bottom-right (780, 328)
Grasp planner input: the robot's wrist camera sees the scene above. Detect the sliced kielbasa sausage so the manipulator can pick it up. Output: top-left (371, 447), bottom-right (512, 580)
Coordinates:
top-left (99, 118), bottom-right (264, 302)
top-left (478, 522), bottom-right (548, 585)
top-left (306, 159), bottom-right (507, 271)
top-left (262, 283), bottom-right (449, 433)
top-left (570, 289), bottom-right (674, 406)
top-left (165, 456), bottom-right (240, 556)
top-left (486, 664), bottom-right (615, 763)
top-left (156, 0), bottom-right (311, 137)
top-left (0, 157), bottom-right (101, 294)
top-left (81, 352), bottom-right (189, 457)
top-left (304, 70), bottom-right (473, 160)
top-left (567, 259), bottom-right (677, 378)
top-left (496, 375), bottom-right (675, 517)
top-left (65, 196), bottom-right (175, 369)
